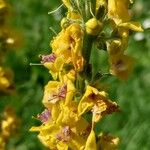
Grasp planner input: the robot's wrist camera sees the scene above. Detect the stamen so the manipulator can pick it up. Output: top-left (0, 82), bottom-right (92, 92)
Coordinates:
top-left (56, 126), bottom-right (71, 143)
top-left (48, 84), bottom-right (67, 103)
top-left (48, 94), bottom-right (59, 103)
top-left (58, 84), bottom-right (67, 99)
top-left (40, 53), bottom-right (56, 63)
top-left (37, 109), bottom-right (51, 123)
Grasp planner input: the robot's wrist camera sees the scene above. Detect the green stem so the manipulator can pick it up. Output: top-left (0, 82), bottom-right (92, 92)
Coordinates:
top-left (76, 73), bottom-right (85, 97)
top-left (82, 0), bottom-right (96, 63)
top-left (83, 34), bottom-right (94, 63)
top-left (76, 0), bottom-right (97, 95)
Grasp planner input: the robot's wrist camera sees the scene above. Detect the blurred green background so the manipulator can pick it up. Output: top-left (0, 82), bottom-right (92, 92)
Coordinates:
top-left (0, 0), bottom-right (150, 149)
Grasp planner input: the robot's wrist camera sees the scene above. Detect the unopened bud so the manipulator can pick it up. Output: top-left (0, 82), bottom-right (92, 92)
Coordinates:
top-left (61, 18), bottom-right (70, 29)
top-left (85, 18), bottom-right (103, 36)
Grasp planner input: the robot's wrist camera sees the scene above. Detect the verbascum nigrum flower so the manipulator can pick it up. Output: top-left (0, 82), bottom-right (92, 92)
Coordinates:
top-left (30, 0), bottom-right (143, 149)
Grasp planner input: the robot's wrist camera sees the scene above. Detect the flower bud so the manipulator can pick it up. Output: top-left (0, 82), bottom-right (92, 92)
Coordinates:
top-left (85, 18), bottom-right (103, 36)
top-left (61, 17), bottom-right (70, 29)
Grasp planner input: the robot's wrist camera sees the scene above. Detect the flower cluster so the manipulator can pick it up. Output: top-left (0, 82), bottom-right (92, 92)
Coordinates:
top-left (0, 0), bottom-right (16, 94)
top-left (30, 0), bottom-right (143, 149)
top-left (0, 107), bottom-right (20, 150)
top-left (107, 0), bottom-right (143, 80)
top-left (0, 1), bottom-right (20, 149)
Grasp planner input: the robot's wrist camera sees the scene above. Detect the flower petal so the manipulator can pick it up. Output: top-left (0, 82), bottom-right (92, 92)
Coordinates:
top-left (119, 22), bottom-right (144, 32)
top-left (84, 130), bottom-right (97, 150)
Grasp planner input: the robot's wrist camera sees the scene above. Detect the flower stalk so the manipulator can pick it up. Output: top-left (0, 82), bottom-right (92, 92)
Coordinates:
top-left (30, 0), bottom-right (143, 149)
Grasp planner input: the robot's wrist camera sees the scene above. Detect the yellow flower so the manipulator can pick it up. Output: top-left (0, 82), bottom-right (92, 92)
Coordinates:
top-left (42, 81), bottom-right (65, 121)
top-left (117, 23), bottom-right (143, 48)
top-left (31, 123), bottom-right (86, 150)
top-left (85, 18), bottom-right (103, 36)
top-left (78, 86), bottom-right (119, 122)
top-left (107, 39), bottom-right (135, 80)
top-left (42, 75), bottom-right (77, 123)
top-left (42, 23), bottom-right (84, 79)
top-left (30, 123), bottom-right (64, 149)
top-left (97, 133), bottom-right (120, 150)
top-left (57, 101), bottom-right (89, 129)
top-left (32, 110), bottom-right (72, 149)
top-left (41, 54), bottom-right (77, 81)
top-left (51, 30), bottom-right (72, 60)
top-left (65, 23), bottom-right (83, 55)
top-left (108, 0), bottom-right (143, 33)
top-left (43, 55), bottom-right (65, 80)
top-left (107, 39), bottom-right (123, 56)
top-left (42, 81), bottom-right (65, 105)
top-left (108, 0), bottom-right (130, 25)
top-left (42, 78), bottom-right (75, 106)
top-left (0, 67), bottom-right (14, 93)
top-left (51, 23), bottom-right (84, 72)
top-left (1, 107), bottom-right (20, 141)
top-left (30, 109), bottom-right (89, 150)
top-left (56, 104), bottom-right (79, 127)
top-left (109, 54), bottom-right (135, 80)
top-left (31, 89), bottom-right (92, 150)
